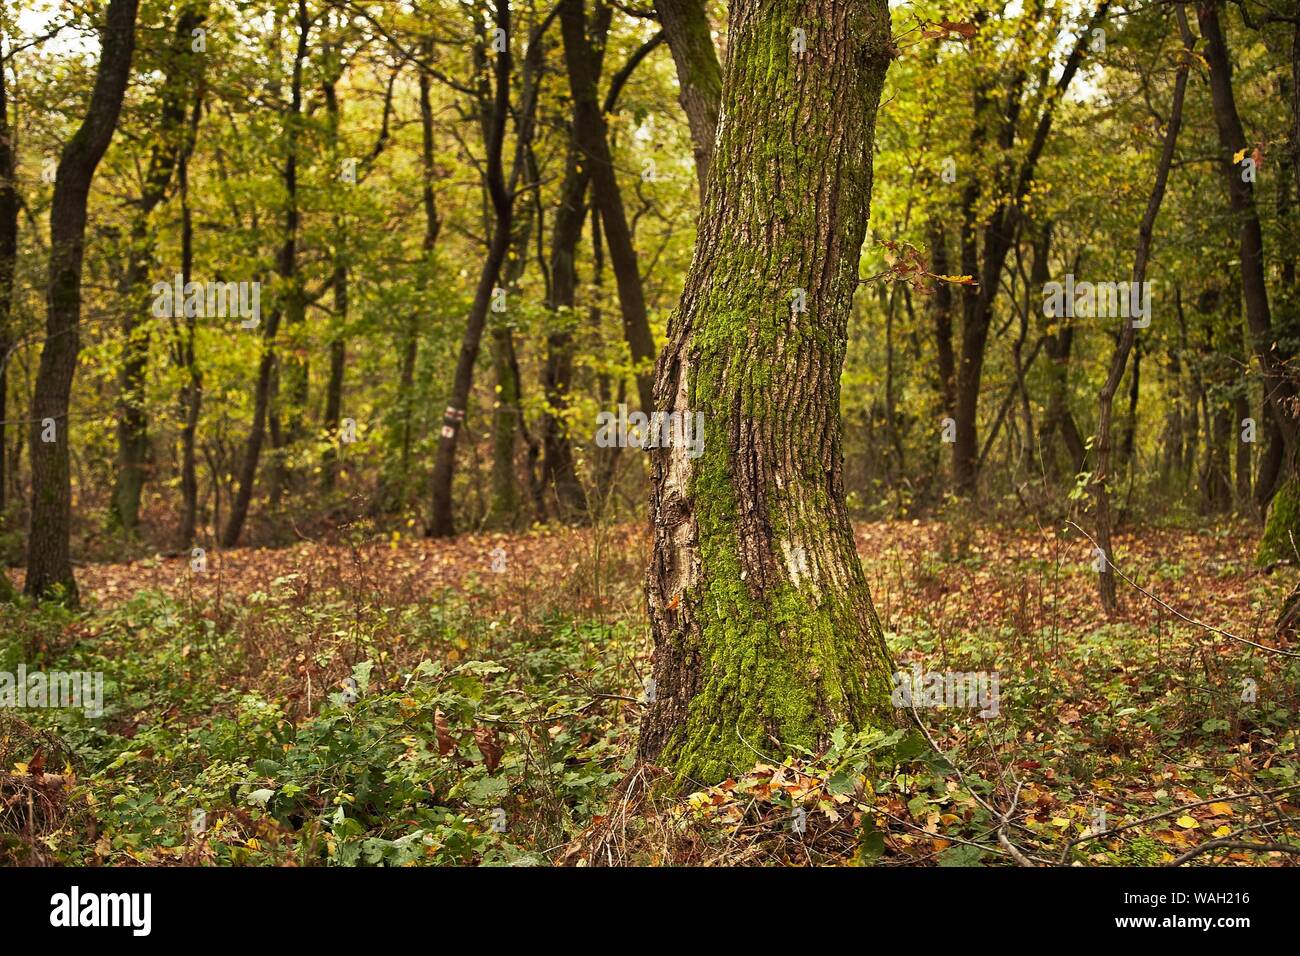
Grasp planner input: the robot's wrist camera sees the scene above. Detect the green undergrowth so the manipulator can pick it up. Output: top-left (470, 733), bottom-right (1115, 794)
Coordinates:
top-left (0, 590), bottom-right (636, 865)
top-left (1, 518), bottom-right (1296, 866)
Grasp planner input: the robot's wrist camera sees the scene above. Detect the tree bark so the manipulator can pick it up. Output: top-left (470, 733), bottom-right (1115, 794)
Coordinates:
top-left (641, 0), bottom-right (899, 783)
top-left (25, 0), bottom-right (140, 601)
top-left (654, 0), bottom-right (722, 195)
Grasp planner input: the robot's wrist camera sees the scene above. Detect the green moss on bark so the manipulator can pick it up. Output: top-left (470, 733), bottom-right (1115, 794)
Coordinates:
top-left (641, 0), bottom-right (898, 786)
top-left (1258, 474), bottom-right (1300, 566)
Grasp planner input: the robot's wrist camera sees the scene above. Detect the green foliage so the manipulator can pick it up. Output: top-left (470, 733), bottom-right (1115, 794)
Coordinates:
top-left (0, 590), bottom-right (632, 866)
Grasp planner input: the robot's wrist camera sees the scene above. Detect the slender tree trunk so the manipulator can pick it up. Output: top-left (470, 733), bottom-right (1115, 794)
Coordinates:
top-left (1197, 1), bottom-right (1298, 561)
top-left (427, 5), bottom-right (510, 538)
top-left (1039, 320), bottom-right (1086, 478)
top-left (321, 264), bottom-right (346, 491)
top-left (541, 232), bottom-right (589, 518)
top-left (1203, 377), bottom-right (1233, 513)
top-left (176, 100), bottom-right (202, 548)
top-left (487, 323), bottom-right (524, 527)
top-left (541, 132), bottom-right (591, 520)
top-left (0, 31), bottom-right (19, 519)
top-left (641, 0), bottom-right (899, 783)
top-left (1118, 340), bottom-right (1140, 473)
top-left (951, 4), bottom-right (1109, 495)
top-left (1235, 386), bottom-right (1252, 503)
top-left (929, 222), bottom-right (956, 423)
top-left (1093, 4), bottom-right (1191, 613)
top-left (559, 0), bottom-right (655, 413)
top-left (588, 198), bottom-right (623, 503)
top-left (221, 0), bottom-right (308, 548)
top-left (485, 202), bottom-right (534, 528)
top-left (654, 0), bottom-right (721, 195)
top-left (25, 0), bottom-right (140, 601)
top-left (540, 13), bottom-right (660, 520)
top-left (110, 4), bottom-right (206, 534)
top-left (429, 0), bottom-right (551, 536)
top-left (321, 70), bottom-right (347, 492)
top-left (392, 54), bottom-right (442, 496)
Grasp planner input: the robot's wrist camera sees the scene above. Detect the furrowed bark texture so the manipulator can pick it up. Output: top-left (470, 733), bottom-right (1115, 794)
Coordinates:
top-left (640, 0), bottom-right (899, 784)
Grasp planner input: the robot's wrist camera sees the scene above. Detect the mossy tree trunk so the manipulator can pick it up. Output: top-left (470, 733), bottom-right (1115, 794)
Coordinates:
top-left (640, 0), bottom-right (900, 784)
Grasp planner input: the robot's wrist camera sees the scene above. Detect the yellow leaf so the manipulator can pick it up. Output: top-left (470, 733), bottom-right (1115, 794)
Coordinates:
top-left (1208, 802), bottom-right (1233, 816)
top-left (1176, 815), bottom-right (1199, 829)
top-left (1232, 148), bottom-right (1247, 164)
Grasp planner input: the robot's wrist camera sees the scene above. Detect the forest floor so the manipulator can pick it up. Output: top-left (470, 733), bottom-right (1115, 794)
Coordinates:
top-left (2, 516), bottom-right (1298, 866)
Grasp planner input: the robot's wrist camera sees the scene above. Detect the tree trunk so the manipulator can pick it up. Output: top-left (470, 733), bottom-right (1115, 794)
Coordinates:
top-left (541, 133), bottom-right (591, 520)
top-left (1093, 3), bottom-right (1190, 613)
top-left (110, 4), bottom-right (206, 534)
top-left (428, 2), bottom-right (520, 538)
top-left (0, 29), bottom-right (19, 519)
top-left (321, 265), bottom-right (346, 491)
top-left (221, 0), bottom-right (308, 548)
top-left (951, 4), bottom-right (1109, 495)
top-left (175, 104), bottom-right (202, 549)
top-left (1235, 388), bottom-right (1252, 503)
top-left (654, 0), bottom-right (722, 195)
top-left (1197, 1), bottom-right (1298, 561)
top-left (929, 221), bottom-right (957, 424)
top-left (641, 0), bottom-right (899, 783)
top-left (559, 0), bottom-right (655, 414)
top-left (487, 323), bottom-right (524, 527)
top-left (391, 54), bottom-right (442, 498)
top-left (25, 0), bottom-right (140, 601)
top-left (1039, 319), bottom-right (1086, 479)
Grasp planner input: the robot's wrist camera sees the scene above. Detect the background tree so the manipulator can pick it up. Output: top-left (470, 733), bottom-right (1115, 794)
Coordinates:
top-left (25, 0), bottom-right (140, 601)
